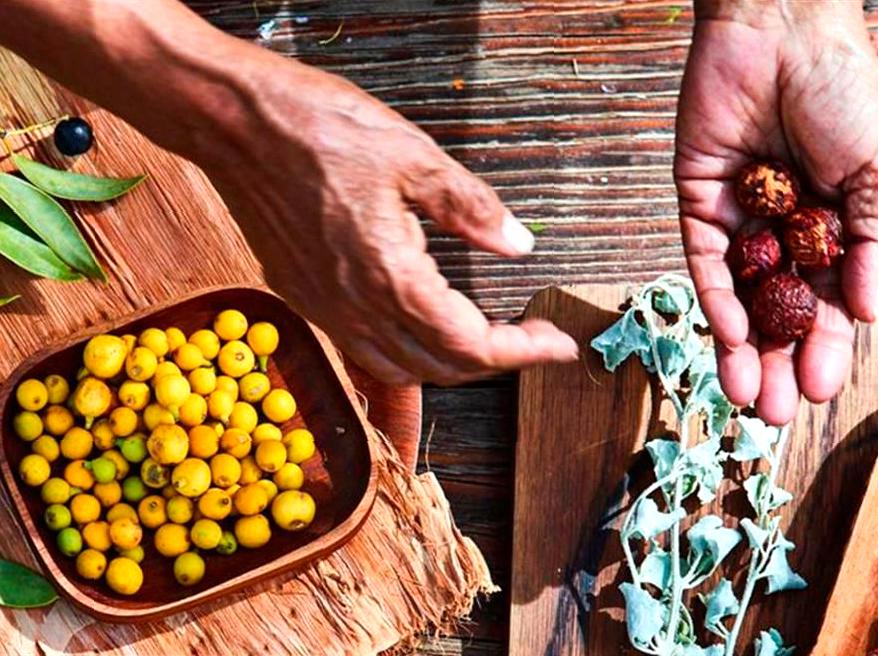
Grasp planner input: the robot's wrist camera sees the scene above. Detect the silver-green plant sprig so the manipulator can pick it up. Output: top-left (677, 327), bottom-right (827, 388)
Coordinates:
top-left (591, 273), bottom-right (804, 656)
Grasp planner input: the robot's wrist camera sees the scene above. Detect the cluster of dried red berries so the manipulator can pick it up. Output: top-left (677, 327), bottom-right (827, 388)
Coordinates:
top-left (728, 161), bottom-right (843, 342)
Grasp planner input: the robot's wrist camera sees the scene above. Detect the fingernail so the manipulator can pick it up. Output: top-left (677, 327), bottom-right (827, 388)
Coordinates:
top-left (501, 212), bottom-right (535, 255)
top-left (558, 334), bottom-right (580, 361)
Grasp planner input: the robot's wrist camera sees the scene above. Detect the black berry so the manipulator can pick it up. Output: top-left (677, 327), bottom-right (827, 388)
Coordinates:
top-left (53, 117), bottom-right (94, 156)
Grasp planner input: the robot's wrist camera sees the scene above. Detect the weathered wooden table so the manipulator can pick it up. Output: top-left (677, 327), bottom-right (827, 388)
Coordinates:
top-left (178, 1), bottom-right (876, 653)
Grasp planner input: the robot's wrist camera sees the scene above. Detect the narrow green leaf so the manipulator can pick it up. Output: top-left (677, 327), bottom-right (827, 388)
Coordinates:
top-left (527, 221), bottom-right (548, 235)
top-left (0, 295), bottom-right (20, 308)
top-left (0, 172), bottom-right (106, 280)
top-left (0, 202), bottom-right (81, 280)
top-left (12, 155), bottom-right (146, 202)
top-left (0, 559), bottom-right (57, 608)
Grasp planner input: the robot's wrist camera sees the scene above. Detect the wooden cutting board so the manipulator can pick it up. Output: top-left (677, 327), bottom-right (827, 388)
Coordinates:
top-left (0, 49), bottom-right (500, 656)
top-left (510, 284), bottom-right (878, 654)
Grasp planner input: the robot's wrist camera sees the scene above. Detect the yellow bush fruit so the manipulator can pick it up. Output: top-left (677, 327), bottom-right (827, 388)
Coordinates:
top-left (154, 523), bottom-right (190, 558)
top-left (125, 346), bottom-right (158, 382)
top-left (72, 377), bottom-right (112, 428)
top-left (143, 403), bottom-right (174, 431)
top-left (44, 374), bottom-right (70, 405)
top-left (189, 329), bottom-right (221, 360)
top-left (238, 456), bottom-right (261, 485)
top-left (207, 389), bottom-right (235, 424)
top-left (273, 463), bottom-right (304, 491)
top-left (214, 310), bottom-right (248, 341)
top-left (140, 457), bottom-right (170, 489)
top-left (64, 460), bottom-right (95, 490)
top-left (174, 551), bottom-right (205, 586)
top-left (43, 405), bottom-right (74, 436)
top-left (109, 517), bottom-right (143, 550)
top-left (109, 407), bottom-right (138, 437)
top-left (165, 327), bottom-right (187, 352)
top-left (262, 389), bottom-right (296, 423)
top-left (284, 428), bottom-right (316, 464)
top-left (82, 521), bottom-right (112, 551)
top-left (197, 488), bottom-right (232, 520)
top-left (218, 340), bottom-right (255, 378)
top-left (83, 335), bottom-right (127, 379)
top-left (252, 423), bottom-right (282, 445)
top-left (166, 495), bottom-right (195, 524)
top-left (219, 427), bottom-right (251, 459)
top-left (188, 366), bottom-right (217, 396)
top-left (16, 379), bottom-right (48, 411)
top-left (19, 453), bottom-right (50, 487)
top-left (188, 425), bottom-right (220, 459)
top-left (118, 381), bottom-right (150, 411)
top-left (13, 411), bottom-right (43, 441)
top-left (147, 424), bottom-right (189, 465)
top-left (106, 557), bottom-right (143, 595)
top-left (70, 494), bottom-right (101, 524)
top-left (179, 393), bottom-right (208, 428)
top-left (40, 477), bottom-right (71, 504)
top-left (228, 401), bottom-right (258, 433)
top-left (271, 490), bottom-right (316, 531)
top-left (233, 483), bottom-right (269, 516)
top-left (138, 328), bottom-right (169, 358)
top-left (106, 503), bottom-right (138, 524)
top-left (215, 376), bottom-right (239, 401)
top-left (247, 322), bottom-right (279, 372)
top-left (32, 435), bottom-right (60, 462)
top-left (234, 514), bottom-right (271, 549)
top-left (93, 481), bottom-right (123, 507)
top-left (210, 453), bottom-right (241, 488)
top-left (174, 343), bottom-right (210, 371)
top-left (239, 372), bottom-right (270, 404)
top-left (137, 495), bottom-right (168, 529)
top-left (255, 440), bottom-right (287, 473)
top-left (76, 549), bottom-right (107, 580)
top-left (90, 419), bottom-right (115, 450)
top-left (172, 458), bottom-right (211, 497)
top-left (190, 518), bottom-right (222, 550)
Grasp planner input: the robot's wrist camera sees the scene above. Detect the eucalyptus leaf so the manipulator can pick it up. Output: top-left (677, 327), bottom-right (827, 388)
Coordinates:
top-left (0, 201), bottom-right (81, 280)
top-left (619, 582), bottom-right (666, 646)
top-left (591, 308), bottom-right (652, 371)
top-left (12, 154), bottom-right (146, 201)
top-left (639, 549), bottom-right (672, 591)
top-left (628, 497), bottom-right (687, 541)
top-left (0, 172), bottom-right (105, 280)
top-left (0, 295), bottom-right (19, 308)
top-left (0, 559), bottom-right (57, 608)
top-left (754, 628), bottom-right (795, 656)
top-left (700, 578), bottom-right (739, 637)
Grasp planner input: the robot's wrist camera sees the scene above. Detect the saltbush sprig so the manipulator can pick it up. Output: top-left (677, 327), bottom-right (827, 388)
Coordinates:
top-left (592, 273), bottom-right (804, 656)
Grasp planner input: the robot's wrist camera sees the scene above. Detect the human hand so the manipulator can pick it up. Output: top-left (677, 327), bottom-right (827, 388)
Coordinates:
top-left (675, 0), bottom-right (878, 424)
top-left (199, 55), bottom-right (578, 385)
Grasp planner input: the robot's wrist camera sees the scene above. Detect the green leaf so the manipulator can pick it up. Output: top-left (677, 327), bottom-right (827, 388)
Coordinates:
top-left (743, 473), bottom-right (768, 514)
top-left (0, 295), bottom-right (20, 308)
top-left (526, 221), bottom-right (548, 235)
top-left (639, 549), bottom-right (672, 591)
top-left (665, 6), bottom-right (683, 23)
top-left (0, 559), bottom-right (57, 608)
top-left (0, 172), bottom-right (105, 280)
top-left (656, 336), bottom-right (689, 381)
top-left (688, 350), bottom-right (735, 438)
top-left (731, 416), bottom-right (779, 462)
top-left (619, 582), bottom-right (666, 647)
top-left (699, 578), bottom-right (739, 637)
top-left (761, 534), bottom-right (807, 594)
top-left (646, 438), bottom-right (679, 482)
top-left (754, 628), bottom-right (795, 656)
top-left (590, 308), bottom-right (652, 371)
top-left (686, 515), bottom-right (741, 579)
top-left (653, 284), bottom-right (692, 315)
top-left (628, 498), bottom-right (687, 541)
top-left (0, 201), bottom-right (81, 280)
top-left (680, 437), bottom-right (727, 504)
top-left (739, 517), bottom-right (772, 550)
top-left (12, 155), bottom-right (146, 201)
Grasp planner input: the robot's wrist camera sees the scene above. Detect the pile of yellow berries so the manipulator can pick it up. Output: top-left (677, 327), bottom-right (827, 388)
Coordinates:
top-left (13, 310), bottom-right (318, 595)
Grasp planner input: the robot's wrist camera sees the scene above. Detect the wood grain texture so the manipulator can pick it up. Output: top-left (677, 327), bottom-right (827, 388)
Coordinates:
top-left (513, 284), bottom-right (878, 654)
top-left (814, 459), bottom-right (878, 654)
top-left (0, 49), bottom-right (499, 656)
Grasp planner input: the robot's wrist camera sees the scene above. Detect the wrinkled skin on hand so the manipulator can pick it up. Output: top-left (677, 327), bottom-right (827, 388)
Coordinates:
top-left (203, 58), bottom-right (578, 385)
top-left (675, 6), bottom-right (878, 424)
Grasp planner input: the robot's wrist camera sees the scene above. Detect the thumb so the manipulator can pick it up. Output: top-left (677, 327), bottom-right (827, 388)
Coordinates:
top-left (400, 156), bottom-right (535, 257)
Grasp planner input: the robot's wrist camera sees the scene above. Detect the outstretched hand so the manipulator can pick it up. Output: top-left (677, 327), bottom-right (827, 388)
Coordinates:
top-left (675, 4), bottom-right (878, 424)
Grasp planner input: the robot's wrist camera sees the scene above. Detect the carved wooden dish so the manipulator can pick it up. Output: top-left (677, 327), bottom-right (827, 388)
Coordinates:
top-left (0, 286), bottom-right (378, 622)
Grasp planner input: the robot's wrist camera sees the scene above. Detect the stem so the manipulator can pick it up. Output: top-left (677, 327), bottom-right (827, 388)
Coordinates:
top-left (724, 426), bottom-right (788, 655)
top-left (2, 114), bottom-right (68, 138)
top-left (664, 417), bottom-right (690, 647)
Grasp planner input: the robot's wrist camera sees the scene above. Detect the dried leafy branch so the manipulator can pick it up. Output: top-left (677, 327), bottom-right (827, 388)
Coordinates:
top-left (591, 274), bottom-right (804, 656)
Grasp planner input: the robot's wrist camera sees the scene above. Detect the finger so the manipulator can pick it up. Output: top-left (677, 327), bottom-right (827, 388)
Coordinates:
top-left (716, 336), bottom-right (761, 406)
top-left (399, 155), bottom-right (534, 257)
top-left (383, 252), bottom-right (579, 374)
top-left (680, 214), bottom-right (750, 348)
top-left (341, 336), bottom-right (419, 387)
top-left (796, 298), bottom-right (855, 404)
top-left (843, 167), bottom-right (878, 322)
top-left (755, 341), bottom-right (800, 426)
top-left (841, 239), bottom-right (878, 322)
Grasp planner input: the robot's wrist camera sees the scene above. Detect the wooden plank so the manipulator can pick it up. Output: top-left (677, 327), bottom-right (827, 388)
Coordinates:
top-left (512, 284), bottom-right (878, 653)
top-left (0, 49), bottom-right (499, 656)
top-left (511, 285), bottom-right (651, 654)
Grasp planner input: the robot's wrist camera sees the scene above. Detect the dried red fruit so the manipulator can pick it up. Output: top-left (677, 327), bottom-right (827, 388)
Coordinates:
top-left (735, 161), bottom-right (800, 218)
top-left (728, 228), bottom-right (783, 283)
top-left (751, 273), bottom-right (817, 341)
top-left (783, 207), bottom-right (843, 269)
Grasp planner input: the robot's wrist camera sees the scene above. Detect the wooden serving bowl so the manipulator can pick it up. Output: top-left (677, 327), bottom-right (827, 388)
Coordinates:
top-left (0, 286), bottom-right (378, 622)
